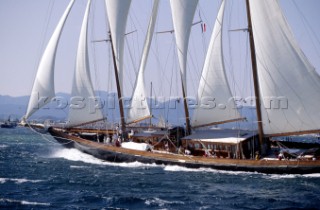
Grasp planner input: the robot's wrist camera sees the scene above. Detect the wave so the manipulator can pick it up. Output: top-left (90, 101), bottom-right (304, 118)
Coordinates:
top-left (0, 144), bottom-right (8, 149)
top-left (266, 173), bottom-right (320, 179)
top-left (0, 198), bottom-right (50, 206)
top-left (145, 197), bottom-right (185, 207)
top-left (50, 148), bottom-right (161, 169)
top-left (164, 165), bottom-right (258, 175)
top-left (0, 178), bottom-right (43, 184)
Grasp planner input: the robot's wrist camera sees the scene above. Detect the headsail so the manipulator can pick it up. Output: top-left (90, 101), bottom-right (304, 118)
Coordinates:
top-left (126, 0), bottom-right (159, 125)
top-left (67, 0), bottom-right (104, 127)
top-left (25, 0), bottom-right (75, 119)
top-left (105, 0), bottom-right (131, 95)
top-left (250, 0), bottom-right (320, 135)
top-left (170, 0), bottom-right (198, 95)
top-left (192, 0), bottom-right (243, 128)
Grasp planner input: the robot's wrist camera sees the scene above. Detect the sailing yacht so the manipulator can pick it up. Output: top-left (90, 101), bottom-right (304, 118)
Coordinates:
top-left (24, 0), bottom-right (320, 174)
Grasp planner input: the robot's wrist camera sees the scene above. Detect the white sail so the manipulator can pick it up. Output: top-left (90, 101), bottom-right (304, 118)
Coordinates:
top-left (25, 0), bottom-right (75, 119)
top-left (67, 0), bottom-right (104, 127)
top-left (250, 0), bottom-right (320, 135)
top-left (170, 0), bottom-right (198, 94)
top-left (126, 0), bottom-right (159, 124)
top-left (192, 0), bottom-right (242, 128)
top-left (105, 0), bottom-right (131, 94)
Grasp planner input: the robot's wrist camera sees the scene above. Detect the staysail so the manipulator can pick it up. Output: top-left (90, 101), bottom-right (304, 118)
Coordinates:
top-left (126, 0), bottom-right (159, 125)
top-left (191, 0), bottom-right (243, 128)
top-left (67, 0), bottom-right (104, 127)
top-left (25, 0), bottom-right (75, 119)
top-left (105, 0), bottom-right (131, 95)
top-left (250, 0), bottom-right (320, 136)
top-left (170, 0), bottom-right (198, 95)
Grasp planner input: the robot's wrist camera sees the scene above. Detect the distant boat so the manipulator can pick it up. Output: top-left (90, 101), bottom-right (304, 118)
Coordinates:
top-left (1, 115), bottom-right (17, 129)
top-left (24, 0), bottom-right (320, 174)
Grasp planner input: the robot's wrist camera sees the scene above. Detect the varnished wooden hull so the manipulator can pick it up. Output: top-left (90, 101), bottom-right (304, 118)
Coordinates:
top-left (48, 127), bottom-right (320, 174)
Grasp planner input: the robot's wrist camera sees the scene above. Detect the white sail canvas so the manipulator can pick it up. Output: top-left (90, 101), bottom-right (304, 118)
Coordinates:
top-left (105, 0), bottom-right (131, 95)
top-left (126, 0), bottom-right (159, 125)
top-left (67, 0), bottom-right (104, 127)
top-left (170, 0), bottom-right (198, 95)
top-left (192, 0), bottom-right (242, 128)
top-left (25, 0), bottom-right (75, 119)
top-left (250, 0), bottom-right (320, 135)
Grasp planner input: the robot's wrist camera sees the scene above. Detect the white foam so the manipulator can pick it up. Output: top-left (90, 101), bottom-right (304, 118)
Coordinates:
top-left (0, 178), bottom-right (43, 184)
top-left (145, 197), bottom-right (184, 207)
top-left (267, 174), bottom-right (298, 179)
top-left (70, 165), bottom-right (89, 169)
top-left (164, 165), bottom-right (257, 175)
top-left (303, 173), bottom-right (320, 178)
top-left (265, 173), bottom-right (320, 179)
top-left (0, 144), bottom-right (8, 149)
top-left (0, 198), bottom-right (50, 206)
top-left (50, 148), bottom-right (161, 168)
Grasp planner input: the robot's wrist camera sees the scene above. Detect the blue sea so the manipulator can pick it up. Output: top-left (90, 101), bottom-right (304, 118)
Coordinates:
top-left (1, 127), bottom-right (320, 209)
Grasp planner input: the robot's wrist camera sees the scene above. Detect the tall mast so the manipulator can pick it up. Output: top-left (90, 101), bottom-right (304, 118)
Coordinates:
top-left (109, 32), bottom-right (126, 133)
top-left (245, 0), bottom-right (265, 154)
top-left (149, 82), bottom-right (153, 127)
top-left (182, 82), bottom-right (191, 135)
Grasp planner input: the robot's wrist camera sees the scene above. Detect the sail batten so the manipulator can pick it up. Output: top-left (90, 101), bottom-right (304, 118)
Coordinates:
top-left (25, 0), bottom-right (75, 119)
top-left (250, 0), bottom-right (320, 135)
top-left (126, 0), bottom-right (159, 125)
top-left (191, 0), bottom-right (243, 128)
top-left (67, 0), bottom-right (104, 127)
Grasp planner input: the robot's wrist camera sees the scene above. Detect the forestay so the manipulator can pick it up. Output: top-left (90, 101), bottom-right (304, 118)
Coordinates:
top-left (25, 0), bottom-right (75, 119)
top-left (250, 0), bottom-right (320, 135)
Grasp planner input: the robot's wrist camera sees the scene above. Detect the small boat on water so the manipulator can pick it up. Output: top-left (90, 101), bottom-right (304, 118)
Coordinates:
top-left (1, 121), bottom-right (17, 129)
top-left (1, 115), bottom-right (17, 129)
top-left (24, 0), bottom-right (320, 174)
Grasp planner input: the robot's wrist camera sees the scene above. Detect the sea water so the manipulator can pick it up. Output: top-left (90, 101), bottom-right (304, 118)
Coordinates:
top-left (1, 127), bottom-right (320, 209)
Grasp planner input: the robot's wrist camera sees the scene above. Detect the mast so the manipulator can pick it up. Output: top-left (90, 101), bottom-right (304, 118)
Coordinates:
top-left (109, 32), bottom-right (126, 133)
top-left (182, 82), bottom-right (191, 135)
top-left (149, 82), bottom-right (153, 127)
top-left (169, 0), bottom-right (198, 136)
top-left (245, 0), bottom-right (265, 153)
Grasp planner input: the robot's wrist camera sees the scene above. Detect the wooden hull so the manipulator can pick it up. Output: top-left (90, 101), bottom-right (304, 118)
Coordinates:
top-left (48, 127), bottom-right (320, 174)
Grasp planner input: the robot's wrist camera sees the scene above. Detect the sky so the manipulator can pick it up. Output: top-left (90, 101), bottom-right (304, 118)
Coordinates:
top-left (0, 0), bottom-right (319, 100)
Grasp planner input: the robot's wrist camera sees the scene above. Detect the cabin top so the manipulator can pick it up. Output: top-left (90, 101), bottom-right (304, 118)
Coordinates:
top-left (182, 129), bottom-right (257, 145)
top-left (131, 129), bottom-right (168, 138)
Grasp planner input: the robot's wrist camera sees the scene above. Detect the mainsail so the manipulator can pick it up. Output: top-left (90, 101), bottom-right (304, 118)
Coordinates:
top-left (170, 0), bottom-right (198, 95)
top-left (105, 0), bottom-right (131, 95)
top-left (67, 0), bottom-right (104, 127)
top-left (250, 0), bottom-right (320, 136)
top-left (25, 0), bottom-right (75, 119)
top-left (126, 0), bottom-right (159, 125)
top-left (191, 0), bottom-right (243, 128)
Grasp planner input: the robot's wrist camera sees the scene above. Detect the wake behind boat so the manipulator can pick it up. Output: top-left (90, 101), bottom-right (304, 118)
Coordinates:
top-left (23, 0), bottom-right (320, 174)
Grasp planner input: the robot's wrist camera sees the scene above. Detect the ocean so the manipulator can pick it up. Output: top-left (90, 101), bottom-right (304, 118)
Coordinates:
top-left (1, 127), bottom-right (320, 210)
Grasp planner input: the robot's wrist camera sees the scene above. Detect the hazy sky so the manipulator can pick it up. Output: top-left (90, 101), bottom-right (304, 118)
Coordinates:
top-left (0, 0), bottom-right (319, 99)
